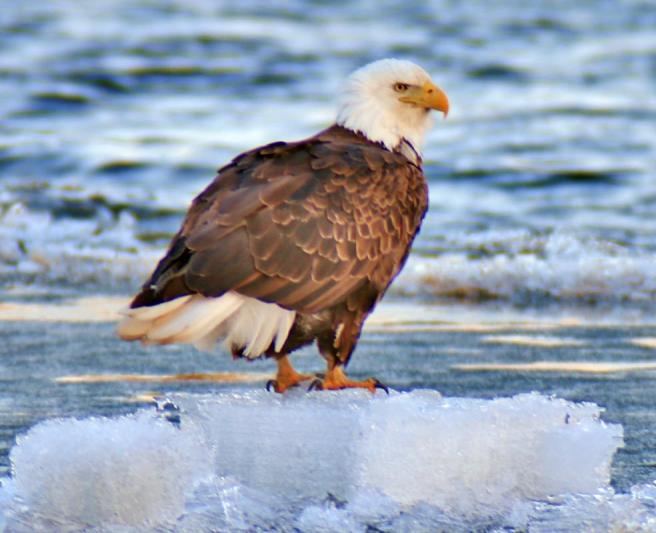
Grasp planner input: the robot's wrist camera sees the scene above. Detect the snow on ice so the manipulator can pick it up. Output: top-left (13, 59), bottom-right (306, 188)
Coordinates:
top-left (1, 389), bottom-right (655, 531)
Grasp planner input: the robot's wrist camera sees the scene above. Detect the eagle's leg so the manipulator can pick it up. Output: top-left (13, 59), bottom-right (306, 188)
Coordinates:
top-left (308, 358), bottom-right (388, 394)
top-left (266, 355), bottom-right (313, 394)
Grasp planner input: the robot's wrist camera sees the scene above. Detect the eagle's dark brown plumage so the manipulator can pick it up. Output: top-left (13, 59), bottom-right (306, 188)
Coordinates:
top-left (130, 124), bottom-right (427, 365)
top-left (118, 59), bottom-right (449, 392)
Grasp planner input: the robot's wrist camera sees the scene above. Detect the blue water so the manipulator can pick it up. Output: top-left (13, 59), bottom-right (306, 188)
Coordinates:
top-left (1, 0), bottom-right (655, 306)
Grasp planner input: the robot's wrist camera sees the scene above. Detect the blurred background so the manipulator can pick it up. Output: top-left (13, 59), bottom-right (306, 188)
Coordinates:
top-left (1, 0), bottom-right (656, 495)
top-left (1, 0), bottom-right (655, 313)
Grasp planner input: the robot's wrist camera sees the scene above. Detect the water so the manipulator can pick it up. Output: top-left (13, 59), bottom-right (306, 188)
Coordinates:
top-left (1, 0), bottom-right (656, 529)
top-left (1, 0), bottom-right (655, 304)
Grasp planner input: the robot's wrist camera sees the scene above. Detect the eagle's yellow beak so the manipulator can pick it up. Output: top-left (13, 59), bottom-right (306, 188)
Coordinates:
top-left (399, 81), bottom-right (449, 117)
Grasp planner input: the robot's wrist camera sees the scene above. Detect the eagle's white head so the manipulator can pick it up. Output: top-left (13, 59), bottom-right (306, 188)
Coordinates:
top-left (336, 59), bottom-right (449, 154)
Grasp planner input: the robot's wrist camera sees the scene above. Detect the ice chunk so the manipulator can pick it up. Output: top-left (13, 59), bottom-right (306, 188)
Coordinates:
top-left (295, 504), bottom-right (361, 533)
top-left (0, 390), bottom-right (634, 531)
top-left (175, 476), bottom-right (294, 533)
top-left (7, 411), bottom-right (212, 529)
top-left (528, 485), bottom-right (656, 532)
top-left (175, 389), bottom-right (375, 501)
top-left (358, 391), bottom-right (621, 514)
top-left (0, 478), bottom-right (15, 532)
top-left (175, 390), bottom-right (622, 516)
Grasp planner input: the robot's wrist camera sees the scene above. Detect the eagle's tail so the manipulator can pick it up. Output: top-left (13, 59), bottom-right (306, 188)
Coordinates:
top-left (117, 292), bottom-right (295, 358)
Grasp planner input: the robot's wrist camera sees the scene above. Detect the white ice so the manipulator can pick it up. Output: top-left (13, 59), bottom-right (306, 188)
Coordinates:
top-left (1, 389), bottom-right (654, 532)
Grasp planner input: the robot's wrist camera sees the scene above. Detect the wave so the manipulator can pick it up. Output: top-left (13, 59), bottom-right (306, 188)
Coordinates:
top-left (2, 202), bottom-right (654, 308)
top-left (394, 232), bottom-right (656, 304)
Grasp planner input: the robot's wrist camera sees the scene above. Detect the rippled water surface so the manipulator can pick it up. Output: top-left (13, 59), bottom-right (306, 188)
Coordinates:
top-left (2, 0), bottom-right (656, 528)
top-left (2, 0), bottom-right (655, 306)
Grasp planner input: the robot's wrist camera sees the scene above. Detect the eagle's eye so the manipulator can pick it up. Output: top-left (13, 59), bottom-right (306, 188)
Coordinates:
top-left (393, 82), bottom-right (409, 92)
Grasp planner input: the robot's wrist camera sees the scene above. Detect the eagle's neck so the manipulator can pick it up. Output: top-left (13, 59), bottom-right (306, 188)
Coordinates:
top-left (397, 138), bottom-right (422, 166)
top-left (327, 126), bottom-right (423, 167)
top-left (336, 98), bottom-right (432, 154)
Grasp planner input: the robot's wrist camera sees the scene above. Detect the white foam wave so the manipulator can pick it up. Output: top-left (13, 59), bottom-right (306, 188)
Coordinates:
top-left (3, 200), bottom-right (655, 306)
top-left (396, 232), bottom-right (656, 303)
top-left (0, 202), bottom-right (158, 286)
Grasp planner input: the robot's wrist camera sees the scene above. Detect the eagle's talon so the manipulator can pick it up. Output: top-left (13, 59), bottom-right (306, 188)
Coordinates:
top-left (308, 379), bottom-right (324, 391)
top-left (373, 379), bottom-right (389, 394)
top-left (267, 356), bottom-right (315, 393)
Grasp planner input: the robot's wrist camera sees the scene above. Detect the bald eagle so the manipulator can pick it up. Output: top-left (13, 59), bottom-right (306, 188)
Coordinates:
top-left (117, 59), bottom-right (449, 393)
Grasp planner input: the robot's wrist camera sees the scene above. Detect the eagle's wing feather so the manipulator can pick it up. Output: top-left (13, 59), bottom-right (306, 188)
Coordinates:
top-left (131, 126), bottom-right (427, 315)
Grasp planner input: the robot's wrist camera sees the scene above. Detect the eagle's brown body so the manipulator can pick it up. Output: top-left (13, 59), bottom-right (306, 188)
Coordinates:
top-left (129, 124), bottom-right (428, 367)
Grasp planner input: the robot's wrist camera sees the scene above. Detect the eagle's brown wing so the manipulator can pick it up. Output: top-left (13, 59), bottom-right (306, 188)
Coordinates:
top-left (131, 125), bottom-right (428, 318)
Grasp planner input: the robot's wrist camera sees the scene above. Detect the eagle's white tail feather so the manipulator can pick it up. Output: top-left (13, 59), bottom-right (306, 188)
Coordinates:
top-left (193, 324), bottom-right (227, 353)
top-left (145, 294), bottom-right (242, 343)
top-left (120, 295), bottom-right (192, 320)
top-left (275, 311), bottom-right (296, 352)
top-left (116, 316), bottom-right (151, 340)
top-left (117, 295), bottom-right (194, 340)
top-left (167, 295), bottom-right (243, 344)
top-left (245, 313), bottom-right (282, 357)
top-left (224, 297), bottom-right (296, 357)
top-left (117, 292), bottom-right (296, 358)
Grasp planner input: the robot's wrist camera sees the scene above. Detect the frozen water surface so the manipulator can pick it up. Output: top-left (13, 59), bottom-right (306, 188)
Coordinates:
top-left (3, 389), bottom-right (653, 532)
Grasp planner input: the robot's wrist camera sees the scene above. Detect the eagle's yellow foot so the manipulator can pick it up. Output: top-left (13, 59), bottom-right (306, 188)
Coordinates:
top-left (266, 355), bottom-right (313, 394)
top-left (307, 366), bottom-right (389, 394)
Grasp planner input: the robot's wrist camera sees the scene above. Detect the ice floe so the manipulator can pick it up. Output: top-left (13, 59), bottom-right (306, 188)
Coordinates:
top-left (2, 389), bottom-right (652, 531)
